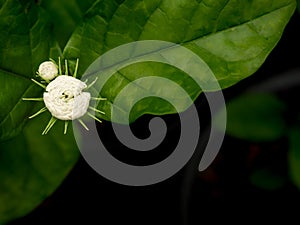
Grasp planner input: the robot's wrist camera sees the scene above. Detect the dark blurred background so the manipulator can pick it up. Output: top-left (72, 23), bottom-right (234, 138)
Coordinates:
top-left (9, 11), bottom-right (300, 225)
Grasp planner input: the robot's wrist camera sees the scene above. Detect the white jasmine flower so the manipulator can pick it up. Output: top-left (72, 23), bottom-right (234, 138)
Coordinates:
top-left (37, 61), bottom-right (58, 80)
top-left (23, 58), bottom-right (106, 135)
top-left (43, 75), bottom-right (91, 120)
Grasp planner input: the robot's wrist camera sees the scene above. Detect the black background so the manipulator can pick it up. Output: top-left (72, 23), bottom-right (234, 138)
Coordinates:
top-left (9, 11), bottom-right (300, 225)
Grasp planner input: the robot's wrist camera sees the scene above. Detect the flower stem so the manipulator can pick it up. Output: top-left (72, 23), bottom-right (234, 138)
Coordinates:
top-left (86, 77), bottom-right (98, 90)
top-left (91, 97), bottom-right (107, 101)
top-left (64, 121), bottom-right (69, 134)
top-left (22, 97), bottom-right (44, 101)
top-left (89, 106), bottom-right (105, 114)
top-left (78, 119), bottom-right (89, 131)
top-left (31, 79), bottom-right (46, 89)
top-left (42, 117), bottom-right (57, 135)
top-left (73, 58), bottom-right (79, 78)
top-left (65, 59), bottom-right (68, 75)
top-left (29, 107), bottom-right (48, 119)
top-left (87, 112), bottom-right (102, 123)
top-left (58, 57), bottom-right (62, 75)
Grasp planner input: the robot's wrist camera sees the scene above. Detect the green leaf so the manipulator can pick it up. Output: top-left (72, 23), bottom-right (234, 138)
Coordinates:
top-left (288, 128), bottom-right (300, 189)
top-left (63, 0), bottom-right (296, 123)
top-left (298, 0), bottom-right (300, 13)
top-left (41, 0), bottom-right (96, 48)
top-left (0, 0), bottom-right (60, 141)
top-left (224, 93), bottom-right (286, 142)
top-left (0, 110), bottom-right (79, 224)
top-left (250, 167), bottom-right (286, 190)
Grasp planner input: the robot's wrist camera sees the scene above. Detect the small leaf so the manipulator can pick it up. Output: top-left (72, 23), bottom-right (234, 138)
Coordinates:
top-left (224, 93), bottom-right (286, 142)
top-left (288, 128), bottom-right (300, 189)
top-left (63, 0), bottom-right (296, 123)
top-left (250, 168), bottom-right (286, 190)
top-left (0, 110), bottom-right (79, 224)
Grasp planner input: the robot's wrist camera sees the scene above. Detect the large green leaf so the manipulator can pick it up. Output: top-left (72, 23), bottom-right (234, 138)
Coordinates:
top-left (0, 109), bottom-right (79, 224)
top-left (0, 0), bottom-right (59, 141)
top-left (64, 0), bottom-right (296, 123)
top-left (222, 93), bottom-right (287, 142)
